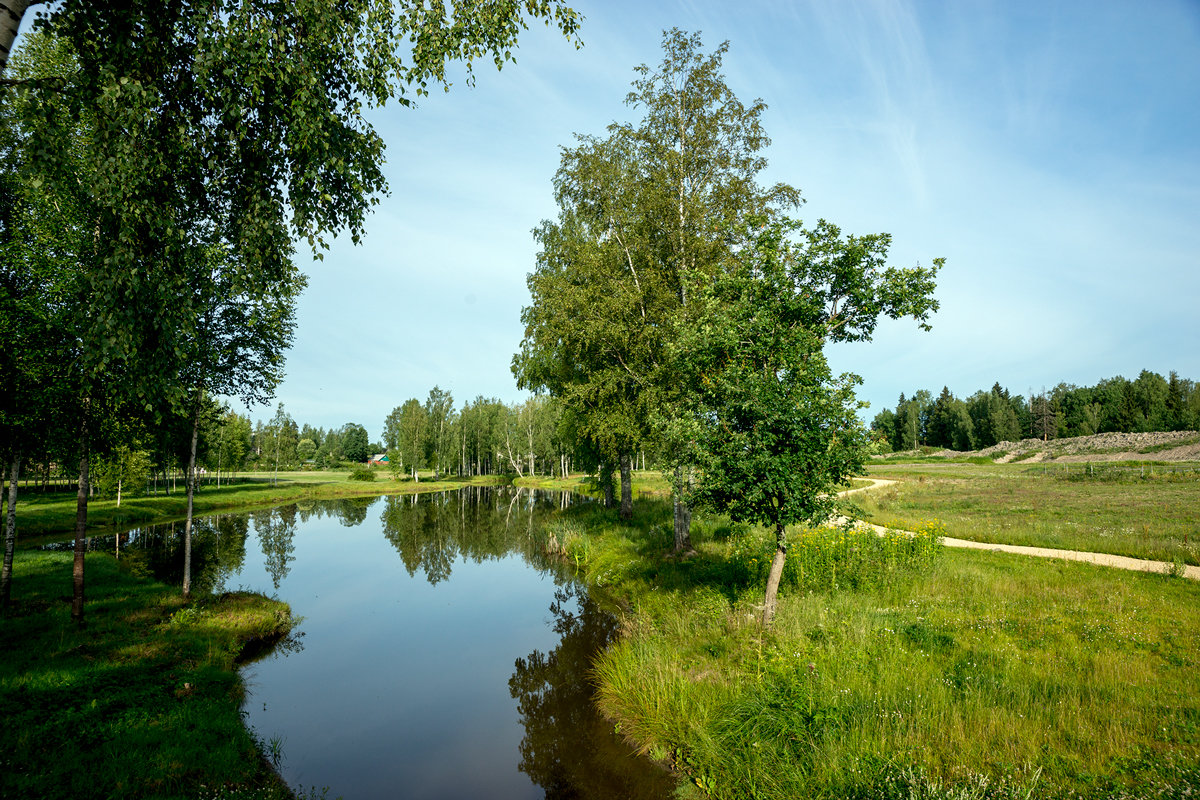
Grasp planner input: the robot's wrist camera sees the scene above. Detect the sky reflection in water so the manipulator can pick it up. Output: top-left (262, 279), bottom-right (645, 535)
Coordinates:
top-left (105, 487), bottom-right (673, 800)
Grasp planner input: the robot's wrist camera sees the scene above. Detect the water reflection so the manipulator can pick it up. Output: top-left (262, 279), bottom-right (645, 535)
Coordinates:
top-left (45, 487), bottom-right (671, 798)
top-left (510, 584), bottom-right (677, 799)
top-left (380, 486), bottom-right (564, 585)
top-left (252, 505), bottom-right (298, 589)
top-left (78, 513), bottom-right (255, 596)
top-left (333, 496), bottom-right (374, 528)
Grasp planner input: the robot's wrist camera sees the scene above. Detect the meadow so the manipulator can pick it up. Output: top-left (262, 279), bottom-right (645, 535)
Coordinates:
top-left (542, 496), bottom-right (1200, 799)
top-left (853, 462), bottom-right (1200, 565)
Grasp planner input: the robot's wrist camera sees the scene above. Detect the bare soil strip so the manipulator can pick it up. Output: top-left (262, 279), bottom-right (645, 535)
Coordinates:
top-left (838, 479), bottom-right (1200, 580)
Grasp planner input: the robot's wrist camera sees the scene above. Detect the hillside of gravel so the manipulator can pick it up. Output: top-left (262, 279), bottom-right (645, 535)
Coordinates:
top-left (884, 430), bottom-right (1200, 463)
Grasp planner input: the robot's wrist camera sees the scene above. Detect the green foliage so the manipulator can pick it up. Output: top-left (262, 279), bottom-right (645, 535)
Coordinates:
top-left (423, 386), bottom-right (456, 476)
top-left (682, 219), bottom-right (939, 538)
top-left (295, 437), bottom-right (317, 463)
top-left (347, 465), bottom-right (376, 482)
top-left (889, 371), bottom-right (1200, 448)
top-left (91, 445), bottom-right (153, 500)
top-left (515, 29), bottom-right (806, 493)
top-left (340, 423), bottom-right (370, 464)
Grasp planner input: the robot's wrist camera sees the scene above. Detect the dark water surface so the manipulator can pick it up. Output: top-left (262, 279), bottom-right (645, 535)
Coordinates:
top-left (89, 487), bottom-right (674, 800)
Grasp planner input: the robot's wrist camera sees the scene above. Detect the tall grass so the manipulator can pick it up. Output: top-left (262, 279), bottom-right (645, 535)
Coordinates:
top-left (562, 499), bottom-right (1200, 799)
top-left (731, 521), bottom-right (944, 593)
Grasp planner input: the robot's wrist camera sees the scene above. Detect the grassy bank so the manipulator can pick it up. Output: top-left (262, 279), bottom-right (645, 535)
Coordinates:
top-left (514, 469), bottom-right (673, 496)
top-left (512, 471), bottom-right (868, 497)
top-left (0, 551), bottom-right (299, 799)
top-left (856, 462), bottom-right (1200, 564)
top-left (11, 470), bottom-right (513, 539)
top-left (545, 498), bottom-right (1200, 799)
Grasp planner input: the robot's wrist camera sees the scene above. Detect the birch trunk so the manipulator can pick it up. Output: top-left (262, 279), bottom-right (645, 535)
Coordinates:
top-left (672, 466), bottom-right (693, 552)
top-left (0, 0), bottom-right (31, 74)
top-left (601, 463), bottom-right (614, 509)
top-left (2, 455), bottom-right (21, 611)
top-left (618, 452), bottom-right (632, 521)
top-left (182, 395), bottom-right (202, 598)
top-left (72, 434), bottom-right (90, 625)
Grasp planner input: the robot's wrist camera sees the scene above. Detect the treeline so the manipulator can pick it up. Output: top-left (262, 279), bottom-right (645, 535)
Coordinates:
top-left (872, 370), bottom-right (1200, 452)
top-left (192, 389), bottom-right (586, 483)
top-left (10, 383), bottom-right (637, 503)
top-left (381, 390), bottom-right (578, 481)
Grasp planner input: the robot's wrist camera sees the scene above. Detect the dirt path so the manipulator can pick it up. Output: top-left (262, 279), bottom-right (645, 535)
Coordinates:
top-left (837, 479), bottom-right (1200, 581)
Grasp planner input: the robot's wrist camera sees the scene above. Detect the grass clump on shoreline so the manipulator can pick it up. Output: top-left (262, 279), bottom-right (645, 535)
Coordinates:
top-left (0, 551), bottom-right (299, 800)
top-left (549, 498), bottom-right (1200, 799)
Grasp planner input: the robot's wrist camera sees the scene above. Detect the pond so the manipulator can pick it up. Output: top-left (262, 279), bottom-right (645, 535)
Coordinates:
top-left (86, 487), bottom-right (674, 799)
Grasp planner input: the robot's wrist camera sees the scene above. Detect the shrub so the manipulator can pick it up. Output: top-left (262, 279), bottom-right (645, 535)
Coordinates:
top-left (347, 465), bottom-right (376, 482)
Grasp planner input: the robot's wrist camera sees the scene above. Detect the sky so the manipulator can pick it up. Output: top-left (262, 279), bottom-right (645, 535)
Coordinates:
top-left (224, 0), bottom-right (1199, 440)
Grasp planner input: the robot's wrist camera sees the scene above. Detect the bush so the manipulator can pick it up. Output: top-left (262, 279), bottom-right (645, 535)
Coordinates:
top-left (347, 465), bottom-right (376, 482)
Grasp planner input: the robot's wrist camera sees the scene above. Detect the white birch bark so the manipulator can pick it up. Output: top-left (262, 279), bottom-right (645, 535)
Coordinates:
top-left (0, 0), bottom-right (32, 74)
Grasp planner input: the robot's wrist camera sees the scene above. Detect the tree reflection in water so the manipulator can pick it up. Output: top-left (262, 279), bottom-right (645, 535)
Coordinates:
top-left (67, 513), bottom-right (253, 596)
top-left (334, 497), bottom-right (373, 528)
top-left (379, 486), bottom-right (562, 586)
top-left (509, 584), bottom-right (677, 799)
top-left (252, 505), bottom-right (297, 590)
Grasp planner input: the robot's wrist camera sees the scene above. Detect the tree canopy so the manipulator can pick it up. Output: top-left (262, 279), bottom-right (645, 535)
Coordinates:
top-left (0, 1), bottom-right (581, 620)
top-left (516, 30), bottom-right (943, 624)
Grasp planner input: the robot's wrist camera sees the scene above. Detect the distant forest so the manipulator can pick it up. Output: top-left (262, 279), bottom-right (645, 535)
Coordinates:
top-left (871, 370), bottom-right (1200, 452)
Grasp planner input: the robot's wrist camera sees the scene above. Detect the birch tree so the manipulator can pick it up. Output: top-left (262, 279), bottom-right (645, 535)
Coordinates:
top-left (516, 29), bottom-right (799, 537)
top-left (2, 0), bottom-right (580, 622)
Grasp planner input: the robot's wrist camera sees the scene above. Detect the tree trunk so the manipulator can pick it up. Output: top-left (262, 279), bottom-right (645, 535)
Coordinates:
top-left (600, 462), bottom-right (614, 509)
top-left (0, 0), bottom-right (31, 74)
top-left (72, 434), bottom-right (90, 625)
top-left (762, 522), bottom-right (788, 626)
top-left (182, 396), bottom-right (202, 599)
top-left (2, 455), bottom-right (21, 611)
top-left (672, 466), bottom-right (693, 552)
top-left (619, 452), bottom-right (633, 521)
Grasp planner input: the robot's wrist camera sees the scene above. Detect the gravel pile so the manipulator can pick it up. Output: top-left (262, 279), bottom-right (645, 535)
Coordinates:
top-left (890, 431), bottom-right (1200, 463)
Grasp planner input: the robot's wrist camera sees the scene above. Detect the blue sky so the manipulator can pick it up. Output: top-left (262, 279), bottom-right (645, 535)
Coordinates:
top-left (225, 0), bottom-right (1199, 440)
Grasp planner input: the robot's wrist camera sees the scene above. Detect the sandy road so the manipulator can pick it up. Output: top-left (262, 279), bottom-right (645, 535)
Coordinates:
top-left (836, 479), bottom-right (1200, 581)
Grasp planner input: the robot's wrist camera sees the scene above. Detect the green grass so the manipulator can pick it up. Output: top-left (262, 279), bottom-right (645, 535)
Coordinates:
top-left (855, 462), bottom-right (1200, 564)
top-left (514, 470), bottom-right (673, 497)
top-left (0, 551), bottom-right (299, 799)
top-left (545, 498), bottom-right (1200, 799)
top-left (11, 470), bottom-right (513, 540)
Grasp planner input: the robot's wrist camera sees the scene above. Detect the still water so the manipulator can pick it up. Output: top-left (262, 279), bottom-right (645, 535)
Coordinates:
top-left (97, 487), bottom-right (673, 799)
